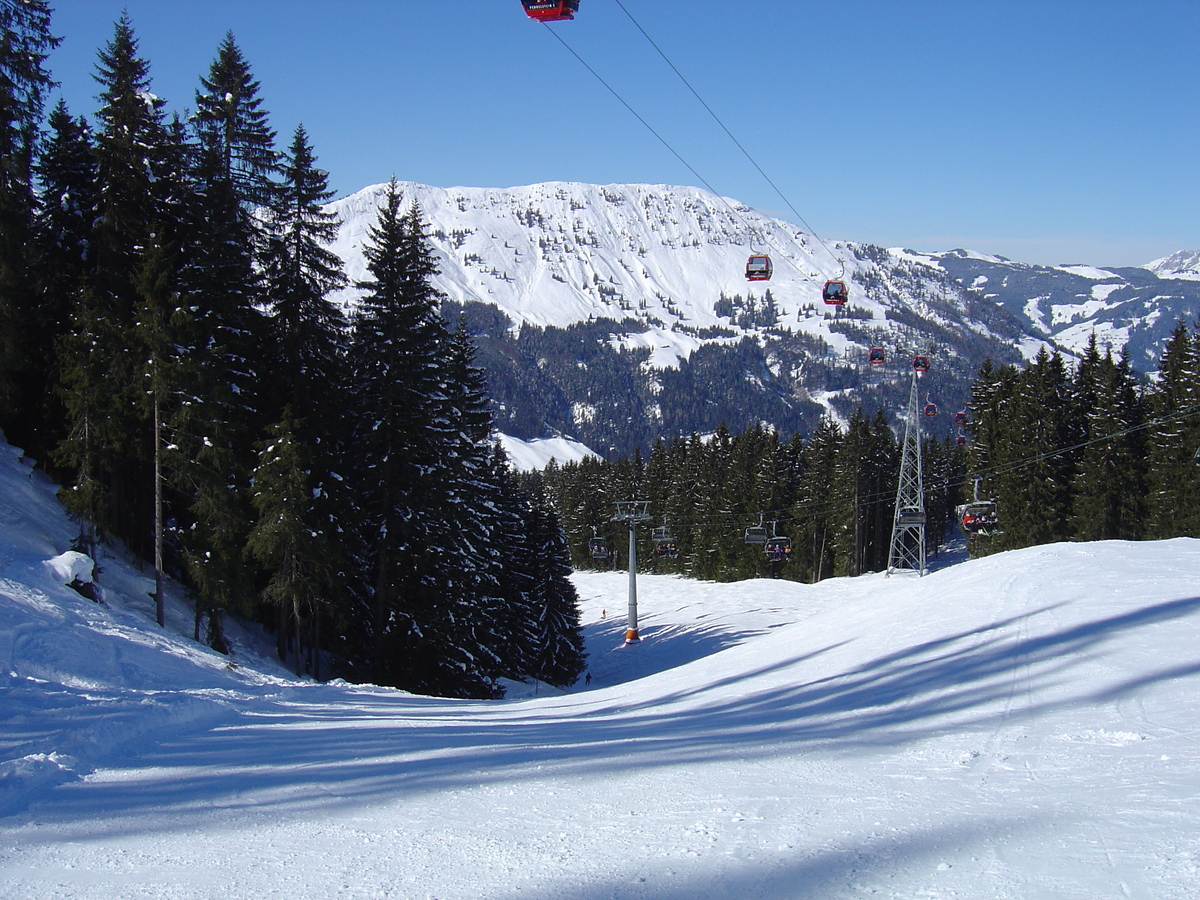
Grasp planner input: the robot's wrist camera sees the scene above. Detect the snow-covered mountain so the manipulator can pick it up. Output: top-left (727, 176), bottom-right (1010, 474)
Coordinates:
top-left (6, 421), bottom-right (1200, 897)
top-left (927, 248), bottom-right (1200, 372)
top-left (328, 180), bottom-right (1026, 365)
top-left (1145, 249), bottom-right (1200, 281)
top-left (325, 181), bottom-right (1197, 453)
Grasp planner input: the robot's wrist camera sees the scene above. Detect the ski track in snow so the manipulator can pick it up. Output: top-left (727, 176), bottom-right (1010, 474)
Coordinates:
top-left (3, 432), bottom-right (1200, 897)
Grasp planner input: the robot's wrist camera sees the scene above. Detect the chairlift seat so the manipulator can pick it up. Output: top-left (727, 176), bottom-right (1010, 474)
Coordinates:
top-left (744, 526), bottom-right (769, 544)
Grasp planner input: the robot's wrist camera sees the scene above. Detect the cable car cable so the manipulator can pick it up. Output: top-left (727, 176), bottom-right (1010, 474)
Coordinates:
top-left (611, 0), bottom-right (845, 280)
top-left (538, 21), bottom-right (830, 293)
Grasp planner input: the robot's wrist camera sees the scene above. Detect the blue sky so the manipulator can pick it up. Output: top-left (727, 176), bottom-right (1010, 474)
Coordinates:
top-left (45, 0), bottom-right (1199, 268)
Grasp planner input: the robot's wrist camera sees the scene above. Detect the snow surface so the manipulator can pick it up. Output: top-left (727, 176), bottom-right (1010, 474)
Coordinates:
top-left (498, 433), bottom-right (598, 472)
top-left (4, 427), bottom-right (1200, 897)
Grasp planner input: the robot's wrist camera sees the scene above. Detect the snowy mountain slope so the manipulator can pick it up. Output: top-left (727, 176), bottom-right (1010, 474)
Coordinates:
top-left (329, 181), bottom-right (1199, 372)
top-left (1145, 249), bottom-right (1200, 281)
top-left (328, 182), bottom-right (1032, 451)
top-left (913, 248), bottom-right (1200, 372)
top-left (4, 427), bottom-right (1200, 897)
top-left (326, 181), bottom-right (1196, 454)
top-left (498, 433), bottom-right (597, 471)
top-left (329, 181), bottom-right (1032, 367)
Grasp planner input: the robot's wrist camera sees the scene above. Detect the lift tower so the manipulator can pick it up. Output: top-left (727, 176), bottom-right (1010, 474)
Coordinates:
top-left (887, 363), bottom-right (928, 576)
top-left (612, 500), bottom-right (651, 643)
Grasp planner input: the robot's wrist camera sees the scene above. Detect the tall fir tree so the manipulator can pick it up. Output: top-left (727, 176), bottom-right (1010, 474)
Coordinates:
top-left (192, 32), bottom-right (279, 216)
top-left (796, 416), bottom-right (842, 582)
top-left (247, 410), bottom-right (337, 677)
top-left (1145, 321), bottom-right (1200, 538)
top-left (0, 0), bottom-right (58, 442)
top-left (34, 100), bottom-right (99, 466)
top-left (62, 13), bottom-right (172, 556)
top-left (347, 180), bottom-right (460, 688)
top-left (523, 485), bottom-right (586, 687)
top-left (1069, 338), bottom-right (1146, 541)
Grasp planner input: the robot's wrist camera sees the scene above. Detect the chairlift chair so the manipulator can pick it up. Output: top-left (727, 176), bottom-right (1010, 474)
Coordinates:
top-left (764, 535), bottom-right (792, 561)
top-left (744, 525), bottom-right (769, 544)
top-left (957, 500), bottom-right (999, 536)
top-left (652, 525), bottom-right (678, 559)
top-left (654, 539), bottom-right (679, 559)
top-left (588, 537), bottom-right (609, 560)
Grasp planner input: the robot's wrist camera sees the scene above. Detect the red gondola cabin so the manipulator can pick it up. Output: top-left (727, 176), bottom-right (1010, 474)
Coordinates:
top-left (822, 280), bottom-right (847, 305)
top-left (522, 0), bottom-right (579, 21)
top-left (924, 402), bottom-right (938, 417)
top-left (912, 355), bottom-right (930, 374)
top-left (869, 347), bottom-right (886, 365)
top-left (746, 255), bottom-right (772, 281)
top-left (954, 411), bottom-right (968, 426)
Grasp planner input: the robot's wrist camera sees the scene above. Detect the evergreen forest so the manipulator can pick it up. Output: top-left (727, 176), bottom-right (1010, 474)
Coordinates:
top-left (0, 4), bottom-right (584, 698)
top-left (543, 330), bottom-right (1200, 583)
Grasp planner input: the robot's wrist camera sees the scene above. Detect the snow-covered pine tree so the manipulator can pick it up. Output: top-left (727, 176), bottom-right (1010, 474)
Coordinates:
top-left (132, 230), bottom-right (188, 627)
top-left (261, 124), bottom-right (347, 415)
top-left (156, 35), bottom-right (282, 650)
top-left (70, 13), bottom-right (172, 557)
top-left (192, 32), bottom-right (279, 224)
top-left (346, 180), bottom-right (463, 689)
top-left (257, 124), bottom-right (351, 667)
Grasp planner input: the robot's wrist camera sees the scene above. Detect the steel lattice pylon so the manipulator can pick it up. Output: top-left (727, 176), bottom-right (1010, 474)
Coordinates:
top-left (887, 367), bottom-right (927, 576)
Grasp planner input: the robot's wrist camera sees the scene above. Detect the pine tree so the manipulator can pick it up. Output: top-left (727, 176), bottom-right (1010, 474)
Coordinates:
top-left (33, 100), bottom-right (99, 466)
top-left (247, 410), bottom-right (337, 677)
top-left (0, 0), bottom-right (59, 439)
top-left (1145, 321), bottom-right (1200, 538)
top-left (347, 180), bottom-right (460, 688)
top-left (1070, 339), bottom-right (1146, 541)
top-left (62, 13), bottom-right (171, 557)
top-left (796, 416), bottom-right (842, 582)
top-left (523, 486), bottom-right (586, 687)
top-left (132, 231), bottom-right (188, 626)
top-left (964, 358), bottom-right (1017, 557)
top-left (261, 124), bottom-right (347, 416)
top-left (193, 32), bottom-right (279, 216)
top-left (989, 349), bottom-right (1073, 551)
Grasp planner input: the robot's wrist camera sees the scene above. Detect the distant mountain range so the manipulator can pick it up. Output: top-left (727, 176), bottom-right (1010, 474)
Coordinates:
top-left (326, 181), bottom-right (1199, 457)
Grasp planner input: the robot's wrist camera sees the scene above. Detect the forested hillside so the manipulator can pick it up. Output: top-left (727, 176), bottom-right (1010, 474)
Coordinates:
top-left (0, 7), bottom-right (584, 697)
top-left (541, 327), bottom-right (1200, 583)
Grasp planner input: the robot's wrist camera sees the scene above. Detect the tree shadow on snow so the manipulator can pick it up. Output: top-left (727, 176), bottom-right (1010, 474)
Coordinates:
top-left (19, 593), bottom-right (1200, 839)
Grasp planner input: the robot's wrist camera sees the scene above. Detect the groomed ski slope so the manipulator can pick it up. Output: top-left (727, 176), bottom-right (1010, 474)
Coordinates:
top-left (3, 432), bottom-right (1200, 898)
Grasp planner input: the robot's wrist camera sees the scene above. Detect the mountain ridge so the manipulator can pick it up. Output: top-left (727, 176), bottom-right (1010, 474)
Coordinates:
top-left (324, 180), bottom-right (1197, 454)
